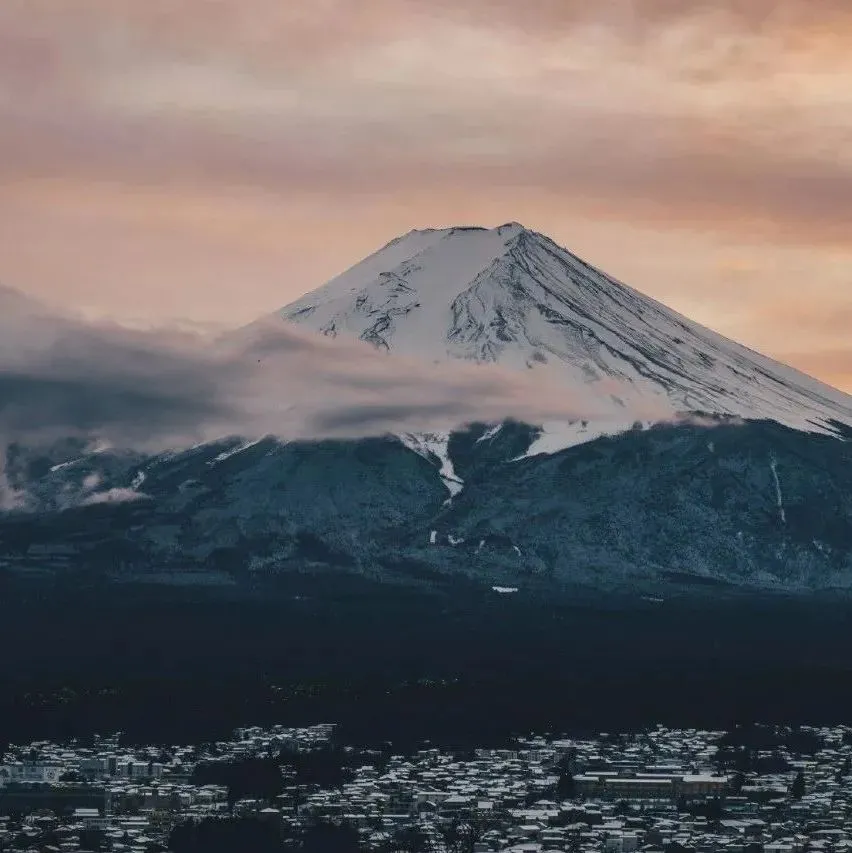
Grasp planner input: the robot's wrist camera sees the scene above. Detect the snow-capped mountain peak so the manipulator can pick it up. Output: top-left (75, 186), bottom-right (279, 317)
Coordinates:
top-left (280, 223), bottom-right (852, 438)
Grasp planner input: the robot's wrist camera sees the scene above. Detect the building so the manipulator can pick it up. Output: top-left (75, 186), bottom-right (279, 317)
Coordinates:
top-left (575, 773), bottom-right (729, 801)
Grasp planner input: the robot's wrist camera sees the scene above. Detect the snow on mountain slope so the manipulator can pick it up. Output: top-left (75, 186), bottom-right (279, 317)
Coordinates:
top-left (285, 225), bottom-right (521, 357)
top-left (398, 432), bottom-right (464, 501)
top-left (280, 223), bottom-right (852, 440)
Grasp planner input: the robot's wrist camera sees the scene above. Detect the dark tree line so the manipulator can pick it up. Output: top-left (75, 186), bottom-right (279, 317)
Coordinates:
top-left (279, 745), bottom-right (365, 788)
top-left (192, 757), bottom-right (284, 805)
top-left (439, 818), bottom-right (502, 853)
top-left (168, 818), bottom-right (361, 853)
top-left (716, 725), bottom-right (823, 755)
top-left (190, 746), bottom-right (369, 806)
top-left (676, 796), bottom-right (725, 820)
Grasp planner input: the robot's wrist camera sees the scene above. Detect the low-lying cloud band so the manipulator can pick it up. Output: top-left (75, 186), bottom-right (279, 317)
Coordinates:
top-left (0, 286), bottom-right (666, 457)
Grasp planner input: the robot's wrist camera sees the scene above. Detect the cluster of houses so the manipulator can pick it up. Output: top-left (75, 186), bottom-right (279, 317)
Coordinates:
top-left (0, 725), bottom-right (335, 851)
top-left (2, 723), bottom-right (852, 852)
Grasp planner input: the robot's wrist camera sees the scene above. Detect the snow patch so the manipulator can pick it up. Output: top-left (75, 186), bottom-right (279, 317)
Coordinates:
top-left (519, 420), bottom-right (653, 459)
top-left (769, 456), bottom-right (787, 526)
top-left (399, 432), bottom-right (464, 498)
top-left (475, 424), bottom-right (503, 444)
top-left (209, 438), bottom-right (266, 466)
top-left (492, 586), bottom-right (519, 594)
top-left (50, 458), bottom-right (84, 473)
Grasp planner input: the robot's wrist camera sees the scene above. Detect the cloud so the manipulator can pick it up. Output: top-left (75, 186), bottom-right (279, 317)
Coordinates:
top-left (1, 0), bottom-right (851, 387)
top-left (426, 0), bottom-right (852, 39)
top-left (2, 0), bottom-right (850, 249)
top-left (220, 318), bottom-right (671, 441)
top-left (0, 287), bottom-right (232, 449)
top-left (0, 288), bottom-right (668, 461)
top-left (82, 473), bottom-right (102, 491)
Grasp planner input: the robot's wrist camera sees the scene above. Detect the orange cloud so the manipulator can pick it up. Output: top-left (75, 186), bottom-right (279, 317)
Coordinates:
top-left (1, 0), bottom-right (851, 391)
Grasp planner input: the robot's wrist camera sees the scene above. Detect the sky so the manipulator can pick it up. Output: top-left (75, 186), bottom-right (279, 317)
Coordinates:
top-left (1, 1), bottom-right (851, 389)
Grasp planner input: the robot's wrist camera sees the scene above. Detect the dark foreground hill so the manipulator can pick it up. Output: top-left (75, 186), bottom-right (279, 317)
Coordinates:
top-left (2, 563), bottom-right (852, 749)
top-left (4, 418), bottom-right (852, 745)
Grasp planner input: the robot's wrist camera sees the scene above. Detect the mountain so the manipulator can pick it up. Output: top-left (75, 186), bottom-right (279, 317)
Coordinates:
top-left (281, 223), bottom-right (852, 441)
top-left (5, 417), bottom-right (852, 598)
top-left (5, 224), bottom-right (852, 598)
top-left (7, 235), bottom-right (852, 742)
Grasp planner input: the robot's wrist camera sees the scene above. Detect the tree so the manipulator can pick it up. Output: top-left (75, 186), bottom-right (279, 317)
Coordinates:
top-left (77, 829), bottom-right (108, 852)
top-left (614, 800), bottom-right (633, 817)
top-left (700, 797), bottom-right (724, 821)
top-left (556, 770), bottom-right (577, 801)
top-left (790, 770), bottom-right (806, 800)
top-left (192, 757), bottom-right (284, 806)
top-left (441, 817), bottom-right (501, 853)
top-left (729, 771), bottom-right (746, 794)
top-left (169, 817), bottom-right (282, 853)
top-left (279, 746), bottom-right (353, 789)
top-left (302, 821), bottom-right (360, 853)
top-left (391, 824), bottom-right (432, 853)
top-left (149, 810), bottom-right (177, 836)
top-left (59, 769), bottom-right (83, 782)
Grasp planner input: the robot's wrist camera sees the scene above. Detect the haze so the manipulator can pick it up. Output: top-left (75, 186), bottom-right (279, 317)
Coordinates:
top-left (1, 1), bottom-right (851, 388)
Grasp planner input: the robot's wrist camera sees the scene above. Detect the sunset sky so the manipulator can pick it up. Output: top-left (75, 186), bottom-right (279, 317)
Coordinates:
top-left (1, 1), bottom-right (851, 388)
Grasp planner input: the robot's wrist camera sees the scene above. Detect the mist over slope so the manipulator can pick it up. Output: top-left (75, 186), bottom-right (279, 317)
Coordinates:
top-left (0, 283), bottom-right (650, 450)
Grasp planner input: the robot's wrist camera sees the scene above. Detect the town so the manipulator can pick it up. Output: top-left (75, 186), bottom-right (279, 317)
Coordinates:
top-left (1, 722), bottom-right (849, 852)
